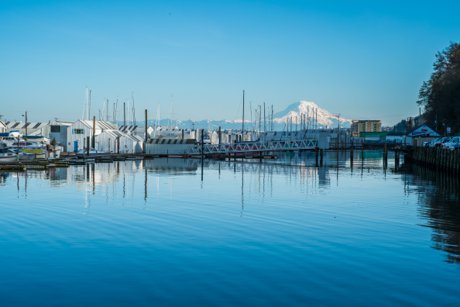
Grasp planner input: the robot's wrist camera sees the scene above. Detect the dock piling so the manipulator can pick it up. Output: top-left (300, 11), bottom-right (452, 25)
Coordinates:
top-left (315, 147), bottom-right (319, 167)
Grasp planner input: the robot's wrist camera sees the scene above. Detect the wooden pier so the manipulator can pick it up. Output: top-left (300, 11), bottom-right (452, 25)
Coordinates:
top-left (0, 160), bottom-right (71, 171)
top-left (408, 147), bottom-right (460, 175)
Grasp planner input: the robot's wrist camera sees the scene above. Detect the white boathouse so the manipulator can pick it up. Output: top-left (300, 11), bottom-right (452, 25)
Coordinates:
top-left (67, 120), bottom-right (143, 153)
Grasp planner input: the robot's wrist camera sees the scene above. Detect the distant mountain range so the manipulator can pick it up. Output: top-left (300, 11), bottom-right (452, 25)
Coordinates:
top-left (126, 100), bottom-right (351, 130)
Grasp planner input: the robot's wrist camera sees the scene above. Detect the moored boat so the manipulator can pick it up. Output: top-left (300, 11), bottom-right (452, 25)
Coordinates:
top-left (0, 148), bottom-right (18, 164)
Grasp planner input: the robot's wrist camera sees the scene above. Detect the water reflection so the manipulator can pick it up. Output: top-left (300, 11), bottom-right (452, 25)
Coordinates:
top-left (2, 150), bottom-right (459, 264)
top-left (404, 165), bottom-right (460, 263)
top-left (144, 158), bottom-right (199, 174)
top-left (0, 172), bottom-right (9, 186)
top-left (5, 150), bottom-right (398, 203)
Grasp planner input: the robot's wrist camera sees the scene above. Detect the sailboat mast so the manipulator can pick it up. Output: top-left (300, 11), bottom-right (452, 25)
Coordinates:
top-left (263, 102), bottom-right (266, 132)
top-left (270, 105), bottom-right (273, 131)
top-left (123, 102), bottom-right (126, 127)
top-left (83, 88), bottom-right (91, 120)
top-left (106, 99), bottom-right (109, 122)
top-left (242, 90), bottom-right (245, 133)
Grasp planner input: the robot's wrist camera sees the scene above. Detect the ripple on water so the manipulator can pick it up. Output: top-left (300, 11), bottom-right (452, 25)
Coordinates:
top-left (0, 159), bottom-right (459, 305)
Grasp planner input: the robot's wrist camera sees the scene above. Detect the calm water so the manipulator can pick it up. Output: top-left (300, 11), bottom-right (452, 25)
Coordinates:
top-left (0, 151), bottom-right (459, 306)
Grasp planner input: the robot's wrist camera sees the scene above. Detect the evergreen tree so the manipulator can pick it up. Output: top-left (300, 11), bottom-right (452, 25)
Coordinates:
top-left (418, 43), bottom-right (460, 134)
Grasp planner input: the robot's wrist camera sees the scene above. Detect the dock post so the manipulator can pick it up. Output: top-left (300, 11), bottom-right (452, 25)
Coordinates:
top-left (86, 136), bottom-right (90, 156)
top-left (201, 129), bottom-right (204, 159)
top-left (320, 148), bottom-right (324, 166)
top-left (395, 149), bottom-right (400, 169)
top-left (218, 126), bottom-right (222, 146)
top-left (383, 143), bottom-right (388, 169)
top-left (350, 143), bottom-right (354, 168)
top-left (92, 116), bottom-right (96, 149)
top-left (315, 147), bottom-right (319, 167)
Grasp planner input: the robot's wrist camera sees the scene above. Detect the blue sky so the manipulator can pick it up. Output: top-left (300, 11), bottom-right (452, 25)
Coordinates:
top-left (1, 0), bottom-right (459, 125)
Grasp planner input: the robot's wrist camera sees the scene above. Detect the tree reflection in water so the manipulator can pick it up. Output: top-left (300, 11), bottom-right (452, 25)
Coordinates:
top-left (406, 165), bottom-right (460, 263)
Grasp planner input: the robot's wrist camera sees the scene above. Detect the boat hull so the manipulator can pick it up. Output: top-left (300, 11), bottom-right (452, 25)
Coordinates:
top-left (0, 156), bottom-right (18, 163)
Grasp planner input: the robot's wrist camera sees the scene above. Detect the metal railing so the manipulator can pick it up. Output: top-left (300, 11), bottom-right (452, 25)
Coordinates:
top-left (190, 139), bottom-right (318, 155)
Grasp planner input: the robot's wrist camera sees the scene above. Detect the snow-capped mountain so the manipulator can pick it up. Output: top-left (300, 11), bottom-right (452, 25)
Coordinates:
top-left (273, 100), bottom-right (351, 128)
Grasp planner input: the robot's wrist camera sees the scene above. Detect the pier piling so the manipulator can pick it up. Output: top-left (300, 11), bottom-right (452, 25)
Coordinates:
top-left (315, 147), bottom-right (319, 167)
top-left (350, 144), bottom-right (354, 168)
top-left (86, 136), bottom-right (90, 156)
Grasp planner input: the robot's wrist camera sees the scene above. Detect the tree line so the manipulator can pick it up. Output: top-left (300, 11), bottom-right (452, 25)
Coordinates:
top-left (418, 42), bottom-right (460, 134)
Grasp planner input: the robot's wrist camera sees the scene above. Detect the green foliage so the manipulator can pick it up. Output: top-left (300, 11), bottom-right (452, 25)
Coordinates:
top-left (418, 42), bottom-right (460, 134)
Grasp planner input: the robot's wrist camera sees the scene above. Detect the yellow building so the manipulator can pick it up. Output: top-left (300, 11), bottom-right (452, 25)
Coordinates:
top-left (351, 120), bottom-right (382, 136)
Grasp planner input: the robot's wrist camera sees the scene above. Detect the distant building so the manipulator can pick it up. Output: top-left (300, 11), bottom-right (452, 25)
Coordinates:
top-left (0, 121), bottom-right (6, 133)
top-left (351, 120), bottom-right (382, 136)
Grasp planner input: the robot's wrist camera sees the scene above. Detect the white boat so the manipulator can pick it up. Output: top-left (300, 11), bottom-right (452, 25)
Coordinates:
top-left (0, 148), bottom-right (18, 164)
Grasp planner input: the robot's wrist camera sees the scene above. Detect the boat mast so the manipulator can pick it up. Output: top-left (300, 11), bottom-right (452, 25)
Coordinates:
top-left (123, 102), bottom-right (126, 127)
top-left (242, 90), bottom-right (245, 134)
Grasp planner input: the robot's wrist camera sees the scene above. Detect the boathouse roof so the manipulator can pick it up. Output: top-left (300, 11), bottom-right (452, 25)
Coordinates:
top-left (407, 124), bottom-right (440, 137)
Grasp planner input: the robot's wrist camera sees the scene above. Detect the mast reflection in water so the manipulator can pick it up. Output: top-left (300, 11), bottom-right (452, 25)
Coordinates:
top-left (0, 152), bottom-right (459, 305)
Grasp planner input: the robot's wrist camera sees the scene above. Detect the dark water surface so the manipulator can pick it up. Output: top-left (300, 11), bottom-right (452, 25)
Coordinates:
top-left (0, 151), bottom-right (459, 306)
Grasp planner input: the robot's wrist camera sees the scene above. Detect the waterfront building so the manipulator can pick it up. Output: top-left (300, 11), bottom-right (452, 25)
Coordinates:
top-left (144, 126), bottom-right (197, 155)
top-left (407, 124), bottom-right (440, 147)
top-left (97, 130), bottom-right (143, 153)
top-left (67, 120), bottom-right (143, 153)
top-left (359, 132), bottom-right (387, 144)
top-left (119, 124), bottom-right (148, 137)
top-left (385, 133), bottom-right (406, 144)
top-left (150, 126), bottom-right (196, 140)
top-left (0, 120), bottom-right (6, 133)
top-left (48, 121), bottom-right (73, 151)
top-left (4, 121), bottom-right (48, 136)
top-left (408, 124), bottom-right (440, 138)
top-left (351, 120), bottom-right (382, 136)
